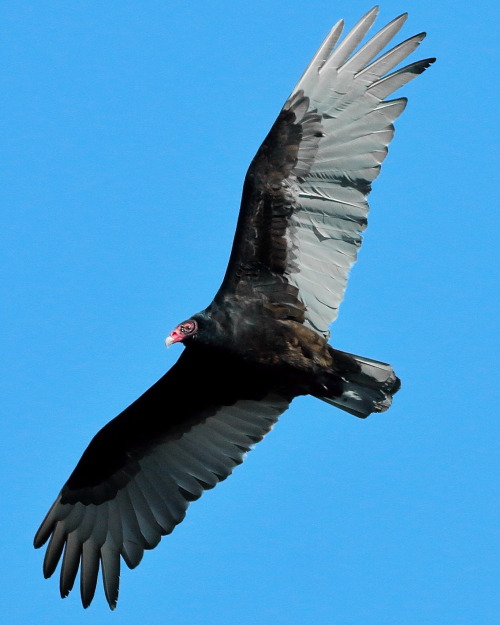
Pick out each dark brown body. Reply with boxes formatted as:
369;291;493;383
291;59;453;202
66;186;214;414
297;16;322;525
187;302;397;417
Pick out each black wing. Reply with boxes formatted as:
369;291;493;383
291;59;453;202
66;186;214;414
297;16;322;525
34;347;291;609
216;7;435;338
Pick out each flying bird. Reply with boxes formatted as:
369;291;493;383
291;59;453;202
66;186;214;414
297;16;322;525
34;7;434;609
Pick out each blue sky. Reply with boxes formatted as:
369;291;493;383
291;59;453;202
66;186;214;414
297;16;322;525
2;1;498;624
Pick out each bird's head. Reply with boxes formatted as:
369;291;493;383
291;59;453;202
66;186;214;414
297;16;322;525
165;318;198;347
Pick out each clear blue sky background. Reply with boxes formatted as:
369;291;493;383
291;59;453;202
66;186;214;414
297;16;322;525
2;1;498;624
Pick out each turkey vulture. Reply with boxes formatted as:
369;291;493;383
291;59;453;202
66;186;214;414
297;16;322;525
34;7;434;609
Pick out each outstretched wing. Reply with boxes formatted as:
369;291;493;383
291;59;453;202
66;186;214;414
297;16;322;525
216;7;435;338
34;348;291;609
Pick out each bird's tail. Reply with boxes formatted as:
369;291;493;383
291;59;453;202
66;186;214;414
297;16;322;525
317;349;401;419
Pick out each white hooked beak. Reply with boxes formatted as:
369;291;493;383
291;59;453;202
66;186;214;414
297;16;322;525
165;336;174;348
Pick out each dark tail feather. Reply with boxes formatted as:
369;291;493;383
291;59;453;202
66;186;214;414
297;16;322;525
318;350;401;419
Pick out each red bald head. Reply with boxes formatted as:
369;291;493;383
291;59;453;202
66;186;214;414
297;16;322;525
165;319;198;347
